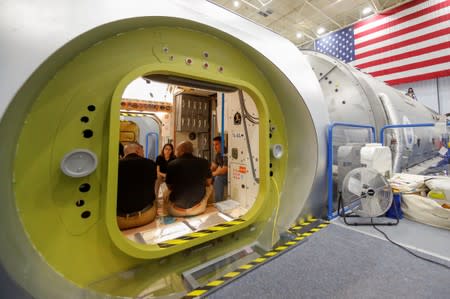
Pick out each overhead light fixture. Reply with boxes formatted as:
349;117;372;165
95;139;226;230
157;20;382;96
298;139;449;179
362;6;373;15
257;0;273;6
317;27;325;35
233;1;240;8
296;32;303;39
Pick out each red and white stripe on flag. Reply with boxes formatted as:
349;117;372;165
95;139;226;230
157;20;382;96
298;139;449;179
352;0;450;85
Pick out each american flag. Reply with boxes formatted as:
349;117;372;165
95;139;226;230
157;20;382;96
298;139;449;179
315;0;450;85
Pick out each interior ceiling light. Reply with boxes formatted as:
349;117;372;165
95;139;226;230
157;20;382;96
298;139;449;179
233;0;240;8
362;6;373;15
241;0;272;10
257;0;273;5
296;32;303;39
317;27;325;35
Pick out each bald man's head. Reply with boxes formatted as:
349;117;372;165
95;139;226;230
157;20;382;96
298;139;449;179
124;142;144;157
176;141;194;157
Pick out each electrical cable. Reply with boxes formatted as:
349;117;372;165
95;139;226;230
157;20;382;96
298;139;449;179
371;219;450;270
270;176;281;245
245;113;258;123
244;110;259;122
242;101;258;122
239;91;259;124
238;89;259;183
245;116;259;125
243;111;258;124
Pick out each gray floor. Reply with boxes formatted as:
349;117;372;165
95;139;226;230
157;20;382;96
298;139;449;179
333;217;450;262
207;223;450;299
0;264;31;299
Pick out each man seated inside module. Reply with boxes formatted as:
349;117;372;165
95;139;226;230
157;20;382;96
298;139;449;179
117;142;157;230
211;136;228;202
164;141;213;217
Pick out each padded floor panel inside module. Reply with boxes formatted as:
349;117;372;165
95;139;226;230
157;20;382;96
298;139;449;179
122;199;246;244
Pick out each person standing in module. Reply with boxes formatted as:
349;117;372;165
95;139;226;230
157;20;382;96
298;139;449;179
211;136;228;202
116;142;157;230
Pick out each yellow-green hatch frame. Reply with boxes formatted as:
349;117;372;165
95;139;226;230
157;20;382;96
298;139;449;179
13;23;287;296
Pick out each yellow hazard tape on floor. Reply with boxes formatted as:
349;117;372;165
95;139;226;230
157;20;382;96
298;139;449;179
182;220;330;299
158;218;245;248
207;280;224;287
265;251;277;257
186;290;207;297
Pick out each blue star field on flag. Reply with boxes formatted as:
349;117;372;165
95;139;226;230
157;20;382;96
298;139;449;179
315;27;355;63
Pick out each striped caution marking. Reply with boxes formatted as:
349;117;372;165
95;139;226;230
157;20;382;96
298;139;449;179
182;220;330;298
288;217;327;235
158;218;246;248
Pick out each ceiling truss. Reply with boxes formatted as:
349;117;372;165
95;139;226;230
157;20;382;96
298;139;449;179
210;0;411;49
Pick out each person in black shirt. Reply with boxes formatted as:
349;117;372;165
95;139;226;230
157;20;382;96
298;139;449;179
117;142;157;230
164;141;213;216
155;143;176;198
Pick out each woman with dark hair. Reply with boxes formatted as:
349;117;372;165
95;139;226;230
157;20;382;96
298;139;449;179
155;143;176;199
406;87;417;100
